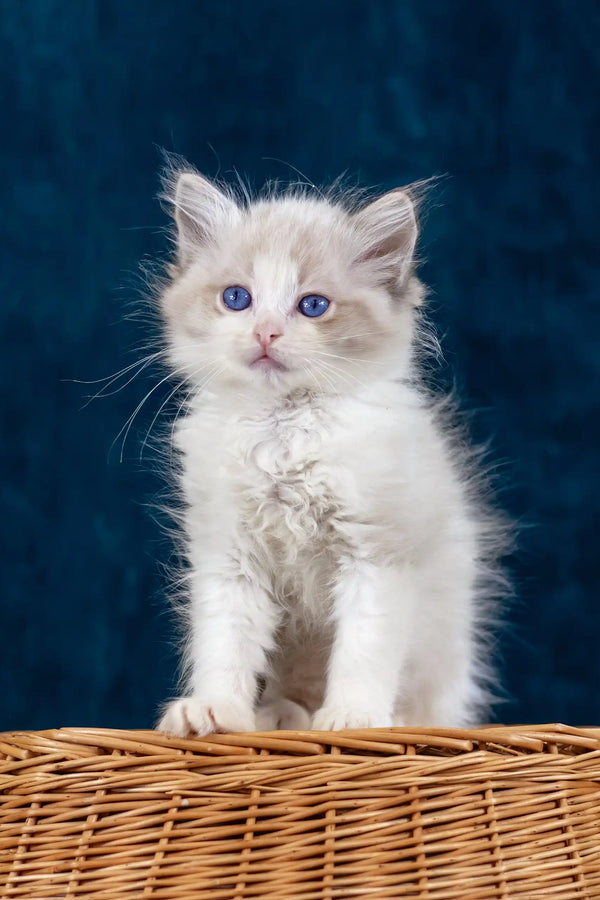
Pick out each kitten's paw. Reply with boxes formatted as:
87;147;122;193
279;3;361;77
157;697;256;737
311;705;393;731
255;698;311;731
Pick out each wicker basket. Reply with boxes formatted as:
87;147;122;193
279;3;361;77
1;725;600;899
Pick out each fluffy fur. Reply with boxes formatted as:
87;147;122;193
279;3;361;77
155;164;507;736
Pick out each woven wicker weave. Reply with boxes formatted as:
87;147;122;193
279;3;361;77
1;725;600;899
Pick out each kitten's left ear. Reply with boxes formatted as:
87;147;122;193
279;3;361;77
353;189;418;294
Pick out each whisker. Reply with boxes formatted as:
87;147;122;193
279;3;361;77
169;364;227;452
194;363;227;398
139;379;186;462
311;349;386;365
302;361;325;394
68;351;166;387
314;356;371;393
316;368;340;396
139;359;220;461
304;359;340;395
110;362;198;464
170;384;197;454
320;330;393;343
80;355;165;407
70;341;198;384
72;342;212;408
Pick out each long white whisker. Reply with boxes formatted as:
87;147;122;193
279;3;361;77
69;351;165;387
311;349;385;365
80;354;165;407
314;356;371;392
110;362;198;464
170;384;197;454
319;330;393;343
195;363;227;397
139;379;186;462
76;341;223;409
317;367;340;395
140;360;222;461
304;359;340;395
170;364;227;447
302;360;325;393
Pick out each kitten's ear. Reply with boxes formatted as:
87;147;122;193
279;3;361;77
353;189;418;294
171;172;240;267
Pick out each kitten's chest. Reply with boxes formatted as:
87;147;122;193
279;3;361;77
226;406;340;547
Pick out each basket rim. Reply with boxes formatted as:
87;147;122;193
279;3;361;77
2;722;600;759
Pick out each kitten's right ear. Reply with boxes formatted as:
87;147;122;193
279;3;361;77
171;173;240;267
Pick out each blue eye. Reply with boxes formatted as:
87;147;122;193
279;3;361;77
223;286;252;310
298;295;330;318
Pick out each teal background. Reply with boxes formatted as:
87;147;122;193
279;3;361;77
1;1;598;729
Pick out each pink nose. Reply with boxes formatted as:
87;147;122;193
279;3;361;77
254;324;282;350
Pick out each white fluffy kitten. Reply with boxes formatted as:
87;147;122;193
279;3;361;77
156;165;506;736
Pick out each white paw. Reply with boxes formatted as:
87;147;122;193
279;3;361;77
311;705;393;731
157;697;256;737
255;698;311;731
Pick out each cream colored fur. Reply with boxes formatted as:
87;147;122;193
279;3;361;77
156;166;506;736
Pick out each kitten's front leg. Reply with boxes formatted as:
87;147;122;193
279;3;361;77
158;566;278;737
312;561;413;731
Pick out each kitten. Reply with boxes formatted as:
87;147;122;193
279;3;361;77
155;165;507;736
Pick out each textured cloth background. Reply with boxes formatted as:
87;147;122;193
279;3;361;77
1;1;598;730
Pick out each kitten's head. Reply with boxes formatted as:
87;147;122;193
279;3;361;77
160;168;425;402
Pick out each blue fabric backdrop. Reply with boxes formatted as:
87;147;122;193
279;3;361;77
1;1;598;730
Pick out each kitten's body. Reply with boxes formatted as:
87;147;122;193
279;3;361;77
156;170;506;735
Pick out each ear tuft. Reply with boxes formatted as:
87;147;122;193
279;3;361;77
170;172;240;268
353;188;418;292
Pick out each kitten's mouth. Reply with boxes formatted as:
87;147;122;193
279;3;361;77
250;353;286;373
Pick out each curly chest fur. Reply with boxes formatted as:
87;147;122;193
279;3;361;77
227;404;342;557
